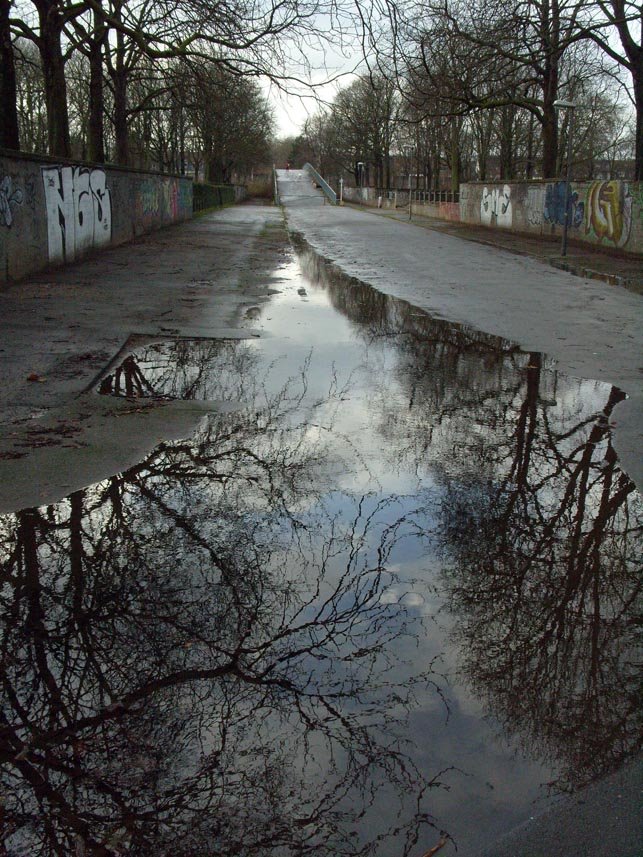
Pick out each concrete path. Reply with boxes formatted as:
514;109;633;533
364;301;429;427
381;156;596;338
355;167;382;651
279;168;643;489
0;203;286;511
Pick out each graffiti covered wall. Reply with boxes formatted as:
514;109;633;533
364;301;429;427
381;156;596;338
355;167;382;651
1;150;193;284
42;165;112;263
458;179;642;254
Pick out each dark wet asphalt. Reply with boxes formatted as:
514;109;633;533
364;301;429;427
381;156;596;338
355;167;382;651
1;242;640;856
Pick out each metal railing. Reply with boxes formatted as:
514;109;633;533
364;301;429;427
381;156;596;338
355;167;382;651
303;163;338;205
411;190;460;204
272;164;280;205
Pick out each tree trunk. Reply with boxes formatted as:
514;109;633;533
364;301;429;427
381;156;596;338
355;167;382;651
0;0;19;148
450;120;460;194
37;1;71;157
179;102;185;175
634;64;642;181
111;24;129;165
87;6;105;162
113;70;128;165
207;157;223;184
499;106;514;180
425;156;433;191
541;99;558;179
539;0;561;180
525;112;535;180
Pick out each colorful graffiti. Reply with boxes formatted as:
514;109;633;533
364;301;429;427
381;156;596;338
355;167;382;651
161;179;179;220
0;175;24;227
481;185;512;228
585;181;632;247
42;165;112;263
543;182;584;229
178;181;192;216
464;179;640;253
136;180;160;222
135;178;191;224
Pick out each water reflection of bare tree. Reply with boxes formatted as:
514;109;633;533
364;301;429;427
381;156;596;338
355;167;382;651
298;247;530;472
436;382;642;792
98;339;258;402
298;247;642;792
0;373;441;856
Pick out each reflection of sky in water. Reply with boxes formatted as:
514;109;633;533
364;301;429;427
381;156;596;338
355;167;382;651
241;250;640;851
283;484;555;851
3;248;639;857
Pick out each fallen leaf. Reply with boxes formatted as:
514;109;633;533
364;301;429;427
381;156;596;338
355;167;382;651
421;837;448;857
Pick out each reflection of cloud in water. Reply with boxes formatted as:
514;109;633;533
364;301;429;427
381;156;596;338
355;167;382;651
1;243;640;855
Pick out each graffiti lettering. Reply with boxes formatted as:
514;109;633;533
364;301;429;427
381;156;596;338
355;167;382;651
161;179;179;219
526;186;545;227
0;175;24;227
585;181;632;248
136;181;160;222
481;185;512;228
42;166;112;263
544;182;584;229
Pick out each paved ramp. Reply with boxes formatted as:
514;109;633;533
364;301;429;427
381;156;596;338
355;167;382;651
276;168;329;207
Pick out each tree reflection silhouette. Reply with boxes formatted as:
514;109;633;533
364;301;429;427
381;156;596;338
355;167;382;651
3;249;641;853
297;245;642;794
0;365;440;856
98;338;259;402
435;377;642;792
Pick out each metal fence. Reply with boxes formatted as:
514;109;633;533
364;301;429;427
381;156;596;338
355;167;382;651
193;183;237;213
410;190;460;204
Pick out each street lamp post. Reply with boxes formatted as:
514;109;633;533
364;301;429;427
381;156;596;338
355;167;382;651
403;146;414;220
356;161;365;203
554;99;576;257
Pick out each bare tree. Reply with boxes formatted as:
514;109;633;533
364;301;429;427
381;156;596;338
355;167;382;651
8;0;367;162
10;0;85;155
371;0;611;178
0;0;19;147
581;0;643;178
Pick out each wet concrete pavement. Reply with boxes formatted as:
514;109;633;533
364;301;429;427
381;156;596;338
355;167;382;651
0;183;641;856
280;169;643;491
369;207;643;295
0;206;287;510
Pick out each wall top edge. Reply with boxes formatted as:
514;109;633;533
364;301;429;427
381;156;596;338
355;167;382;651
463;178;641;186
0;148;188;181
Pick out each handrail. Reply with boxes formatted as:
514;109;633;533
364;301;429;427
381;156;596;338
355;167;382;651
272;164;280;205
303;163;337;205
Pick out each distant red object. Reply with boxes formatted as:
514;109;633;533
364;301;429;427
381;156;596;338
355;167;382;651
286;162;291;170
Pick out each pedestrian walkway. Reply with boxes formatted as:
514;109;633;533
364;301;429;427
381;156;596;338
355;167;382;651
362;206;643;294
279;168;643;490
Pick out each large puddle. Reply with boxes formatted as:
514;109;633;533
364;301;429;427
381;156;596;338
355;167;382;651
1;245;640;856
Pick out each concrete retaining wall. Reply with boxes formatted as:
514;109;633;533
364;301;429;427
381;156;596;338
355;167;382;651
344;179;642;255
342;187;399;209
456;180;642;254
1;150;193;284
